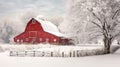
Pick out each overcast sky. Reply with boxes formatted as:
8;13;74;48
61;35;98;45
0;0;66;17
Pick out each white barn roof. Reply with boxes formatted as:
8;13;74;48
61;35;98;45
35;16;66;37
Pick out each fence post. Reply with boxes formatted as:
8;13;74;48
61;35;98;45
73;51;75;57
10;51;12;56
62;52;64;57
16;51;18;56
33;51;36;57
42;52;44;57
70;52;72;57
25;51;27;56
51;52;53;57
77;50;79;57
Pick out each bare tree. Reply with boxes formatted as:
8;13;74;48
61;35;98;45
62;0;120;53
88;0;120;54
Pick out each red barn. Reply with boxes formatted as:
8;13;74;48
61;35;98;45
14;17;71;45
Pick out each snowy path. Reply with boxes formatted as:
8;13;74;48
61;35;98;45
0;51;120;67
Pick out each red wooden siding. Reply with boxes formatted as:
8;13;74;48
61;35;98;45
14;18;70;45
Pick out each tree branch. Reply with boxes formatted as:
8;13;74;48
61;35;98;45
89;30;103;36
112;9;120;19
91;21;102;30
89;34;102;41
87;8;103;24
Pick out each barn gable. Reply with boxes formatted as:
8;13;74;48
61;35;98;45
25;18;44;32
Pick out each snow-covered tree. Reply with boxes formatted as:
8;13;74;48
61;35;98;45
59;0;91;44
0;10;37;44
0;22;13;43
60;0;120;53
87;0;120;54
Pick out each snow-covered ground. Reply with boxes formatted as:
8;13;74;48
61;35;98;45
0;44;104;51
0;45;120;67
0;44;119;67
0;49;120;67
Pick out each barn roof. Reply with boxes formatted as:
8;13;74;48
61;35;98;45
35;16;66;37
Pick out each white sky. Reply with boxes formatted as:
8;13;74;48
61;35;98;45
0;0;66;17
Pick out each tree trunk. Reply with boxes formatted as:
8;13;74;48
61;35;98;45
103;37;111;54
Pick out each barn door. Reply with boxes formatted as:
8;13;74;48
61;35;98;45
29;31;37;43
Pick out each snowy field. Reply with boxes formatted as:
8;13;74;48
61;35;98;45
0;44;104;51
0;49;120;67
0;44;119;67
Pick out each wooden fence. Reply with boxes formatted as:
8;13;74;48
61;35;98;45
9;50;85;57
9;49;103;57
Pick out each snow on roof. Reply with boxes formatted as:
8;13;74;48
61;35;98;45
35;16;65;37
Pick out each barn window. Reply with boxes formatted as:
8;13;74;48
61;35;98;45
46;38;49;43
17;39;19;42
53;39;57;42
21;40;23;42
32;19;36;24
40;38;42;41
25;38;29;41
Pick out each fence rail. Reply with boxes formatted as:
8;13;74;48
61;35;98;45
10;51;53;57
